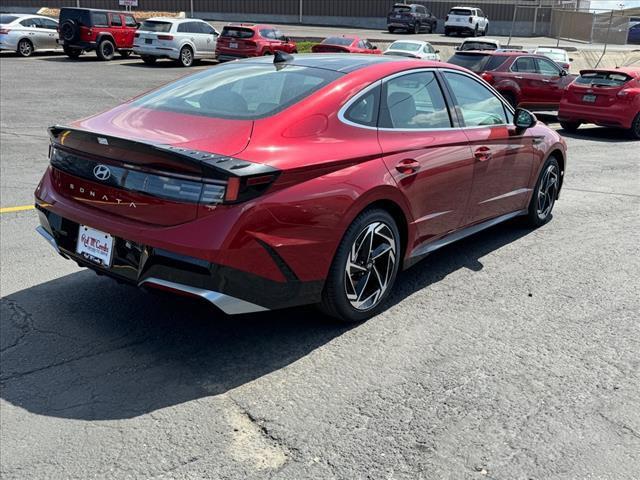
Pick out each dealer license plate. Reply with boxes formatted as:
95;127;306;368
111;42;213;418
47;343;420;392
76;225;114;267
229;42;238;49
582;94;596;103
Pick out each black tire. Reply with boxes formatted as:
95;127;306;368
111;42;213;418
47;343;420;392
17;38;33;57
628;112;640;140
444;28;450;36
141;55;157;65
501;91;518;108
472;25;479;37
413;22;421;34
119;50;132;58
320;209;401;323
388;27;395;33
63;46;82;59
60;20;79;43
560;121;581;133
524;156;561;228
263;50;272;56
483;24;489;36
426;22;433;34
178;45;194;67
96;39;116;61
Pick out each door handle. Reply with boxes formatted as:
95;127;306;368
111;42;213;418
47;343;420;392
395;159;420;174
474;146;492;162
514;75;523;79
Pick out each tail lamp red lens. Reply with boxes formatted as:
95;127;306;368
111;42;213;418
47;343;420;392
481;72;494;83
0;28;10;34
158;35;174;41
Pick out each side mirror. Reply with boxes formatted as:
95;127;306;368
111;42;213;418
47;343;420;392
560;69;568;77
372;45;378;49
435;49;440;53
569;57;574;62
136;22;141;28
514;108;536;130
285;36;290;42
454;46;459;51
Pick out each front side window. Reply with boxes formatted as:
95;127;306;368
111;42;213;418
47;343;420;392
536;58;561;76
131;63;342;120
260;29;276;39
443;72;507;127
379;71;451;129
124;15;137;27
41;18;58;30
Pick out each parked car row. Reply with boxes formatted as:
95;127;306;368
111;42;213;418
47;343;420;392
0;13;59;56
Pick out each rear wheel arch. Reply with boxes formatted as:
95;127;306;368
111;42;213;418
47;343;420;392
96;33;115;45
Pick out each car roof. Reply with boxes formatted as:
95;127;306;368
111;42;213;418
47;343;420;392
144;17;200;23
462;38;500;44
579;67;640;78
390;39;428;45
242;53;449;73
60;7;129;14
2;13;56;22
225;23;276;29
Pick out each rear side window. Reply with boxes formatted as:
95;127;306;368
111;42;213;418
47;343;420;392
110;14;122;27
131;63;342;120
512;57;537;73
344;85;380;127
447;53;490;72
379;71;452;129
484;55;509;71
141;21;172;33
178;22;199;33
443;72;507;127
575;71;632;87
260;29;276;39
20;18;38;27
221;26;254;38
91;12;108;27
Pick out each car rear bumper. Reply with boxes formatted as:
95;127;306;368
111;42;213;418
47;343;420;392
387;21;416;28
558;100;636;129
133;44;180;59
0;37;18;50
445;24;474;33
35;204;323;314
215;49;258;61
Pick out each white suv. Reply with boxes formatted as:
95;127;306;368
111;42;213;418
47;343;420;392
444;7;489;37
133;17;219;67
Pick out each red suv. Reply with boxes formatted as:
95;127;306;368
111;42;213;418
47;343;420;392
34;55;566;322
559;67;640;139
448;51;575;110
215;24;296;61
58;7;138;60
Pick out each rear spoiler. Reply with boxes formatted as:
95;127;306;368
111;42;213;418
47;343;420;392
48;125;277;181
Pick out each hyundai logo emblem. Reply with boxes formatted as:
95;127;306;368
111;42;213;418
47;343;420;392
93;164;112;181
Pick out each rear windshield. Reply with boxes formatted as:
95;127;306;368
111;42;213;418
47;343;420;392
484;55;509;71
460;41;498;51
575;71;632;87
389;41;422;52
59;9;91;26
140;20;172;32
0;15;19;24
322;37;354;46
131;63;342;120
221;26;254;38
447;53;491;72
392;5;411;12
450;9;472;16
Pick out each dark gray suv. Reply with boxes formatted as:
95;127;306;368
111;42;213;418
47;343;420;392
387;3;437;34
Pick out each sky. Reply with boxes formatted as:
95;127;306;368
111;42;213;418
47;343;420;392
589;0;640;11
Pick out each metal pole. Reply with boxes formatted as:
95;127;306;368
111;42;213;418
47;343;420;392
507;5;517;47
595;9;614;68
556;10;565;47
76;0;80;7
299;0;303;23
190;0;194;18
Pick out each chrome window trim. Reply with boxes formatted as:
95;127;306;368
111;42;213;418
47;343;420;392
338;67;515;133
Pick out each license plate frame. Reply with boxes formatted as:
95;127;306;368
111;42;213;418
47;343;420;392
145;38;153;44
229;42;238;49
582;94;597;103
76;225;114;268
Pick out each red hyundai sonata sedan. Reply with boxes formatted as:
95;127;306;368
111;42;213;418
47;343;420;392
35;53;567;322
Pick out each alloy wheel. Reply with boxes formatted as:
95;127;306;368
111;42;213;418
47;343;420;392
18;40;33;57
536;164;559;219
344;222;397;311
181;47;193;66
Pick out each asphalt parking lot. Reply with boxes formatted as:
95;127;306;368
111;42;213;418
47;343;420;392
1;52;639;480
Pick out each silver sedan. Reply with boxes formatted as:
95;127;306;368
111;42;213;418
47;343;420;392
0;13;59;57
133;17;219;67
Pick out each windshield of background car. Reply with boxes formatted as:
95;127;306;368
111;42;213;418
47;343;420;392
59;9;90;26
460;41;497;51
140;20;172;32
322;37;354;46
221;26;254;38
392;5;411;13
450;9;472;15
131;63;342;120
389;42;422;52
575;71;632;87
447;53;491;72
0;15;19;24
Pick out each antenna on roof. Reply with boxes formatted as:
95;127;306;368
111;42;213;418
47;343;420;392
274;51;294;64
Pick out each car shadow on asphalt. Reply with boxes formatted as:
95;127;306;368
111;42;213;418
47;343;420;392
558;127;637;143
0;218;533;421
